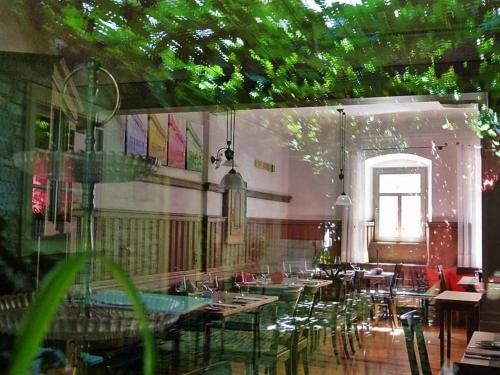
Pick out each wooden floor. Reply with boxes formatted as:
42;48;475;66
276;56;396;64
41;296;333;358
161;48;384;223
230;321;467;374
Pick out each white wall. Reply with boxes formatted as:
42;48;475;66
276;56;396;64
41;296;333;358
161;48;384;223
287;155;341;220
208;112;290;195
284;105;480;222
354;108;479;221
95;110;292;218
95;111;205;214
92;103;479;223
208;112;290;219
95;182;202;214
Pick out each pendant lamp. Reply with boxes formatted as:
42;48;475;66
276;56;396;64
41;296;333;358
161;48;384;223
219;109;246;190
335;108;352;206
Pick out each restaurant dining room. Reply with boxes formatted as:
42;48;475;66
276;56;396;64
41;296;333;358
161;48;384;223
0;1;499;375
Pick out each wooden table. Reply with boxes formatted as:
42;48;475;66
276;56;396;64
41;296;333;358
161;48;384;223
435;291;483;367
201;293;279;366
363;272;394;291
458;276;484;293
203;293;278;318
242;278;331;290
395;286;439;324
460;331;500;370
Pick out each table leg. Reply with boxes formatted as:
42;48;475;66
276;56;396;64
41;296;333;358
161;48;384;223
439;305;444;367
446;308;452;365
466;305;477;343
204;323;211;364
422;298;429;324
220;320;225;355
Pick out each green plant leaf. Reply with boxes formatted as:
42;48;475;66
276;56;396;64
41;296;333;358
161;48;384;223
9;254;87;375
99;256;156;375
9;254;155;375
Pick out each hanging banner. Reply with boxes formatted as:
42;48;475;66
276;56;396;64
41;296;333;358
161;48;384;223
147;113;168;165
126;114;147;157
167;114;186;168
186;121;203;171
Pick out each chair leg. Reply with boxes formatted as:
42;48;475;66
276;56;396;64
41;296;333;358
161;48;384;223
390;301;399;329
354;322;362;348
284;358;291;375
348;328;356;354
331;329;341;364
340;325;350;359
302;348;309;375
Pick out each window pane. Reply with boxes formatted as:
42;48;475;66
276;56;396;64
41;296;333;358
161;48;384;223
379;173;421;193
401;195;422;240
378;196;398;240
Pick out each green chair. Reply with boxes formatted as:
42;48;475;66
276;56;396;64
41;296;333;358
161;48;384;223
400;310;431;375
371;263;403;330
312;276;352;362
209;286;303;375
183;361;232;375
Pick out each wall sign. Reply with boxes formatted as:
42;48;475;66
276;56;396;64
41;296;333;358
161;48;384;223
254;159;275;172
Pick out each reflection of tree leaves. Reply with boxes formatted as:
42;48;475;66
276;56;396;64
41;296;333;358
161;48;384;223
11;1;493;105
12;0;498;165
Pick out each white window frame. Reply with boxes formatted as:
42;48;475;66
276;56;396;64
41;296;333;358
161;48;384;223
374;167;427;243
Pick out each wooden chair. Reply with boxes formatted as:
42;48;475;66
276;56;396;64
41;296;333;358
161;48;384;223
400;310;431;375
437;264;448;292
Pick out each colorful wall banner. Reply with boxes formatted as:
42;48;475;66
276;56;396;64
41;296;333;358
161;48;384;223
126;114;147;157
186;121;203;171
147;114;167;165
167;114;186;168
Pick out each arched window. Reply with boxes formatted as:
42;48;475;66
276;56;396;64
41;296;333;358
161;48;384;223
366;154;432;243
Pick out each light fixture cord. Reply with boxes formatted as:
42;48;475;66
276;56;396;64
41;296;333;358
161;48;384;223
232;109;236;169
226;108;229;144
339;109;344;178
338;109;346;193
342;112;346;193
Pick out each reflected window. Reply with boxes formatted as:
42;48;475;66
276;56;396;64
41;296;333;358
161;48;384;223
374;167;427;242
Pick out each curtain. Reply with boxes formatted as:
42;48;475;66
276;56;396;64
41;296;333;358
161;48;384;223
456;143;482;268
341;150;369;263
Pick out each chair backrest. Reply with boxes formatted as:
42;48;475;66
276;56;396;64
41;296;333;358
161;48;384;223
351;270;365;293
296;285;320;319
437;264;448;292
400;310;431;375
276;286;303;317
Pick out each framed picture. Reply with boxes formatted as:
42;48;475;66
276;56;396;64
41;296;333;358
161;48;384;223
147;114;167;165
223;189;247;244
186;121;203;171
125;114;147;157
167;114;186;168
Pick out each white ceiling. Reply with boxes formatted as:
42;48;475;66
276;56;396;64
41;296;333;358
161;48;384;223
229;100;479;142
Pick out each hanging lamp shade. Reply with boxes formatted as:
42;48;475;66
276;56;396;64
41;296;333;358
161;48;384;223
335;108;351;206
335;192;352;206
220;168;246;190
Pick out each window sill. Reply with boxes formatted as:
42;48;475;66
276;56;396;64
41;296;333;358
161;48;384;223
373;241;426;245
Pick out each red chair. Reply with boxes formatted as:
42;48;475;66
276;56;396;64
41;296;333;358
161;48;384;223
270;271;284;284
236;272;255;283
